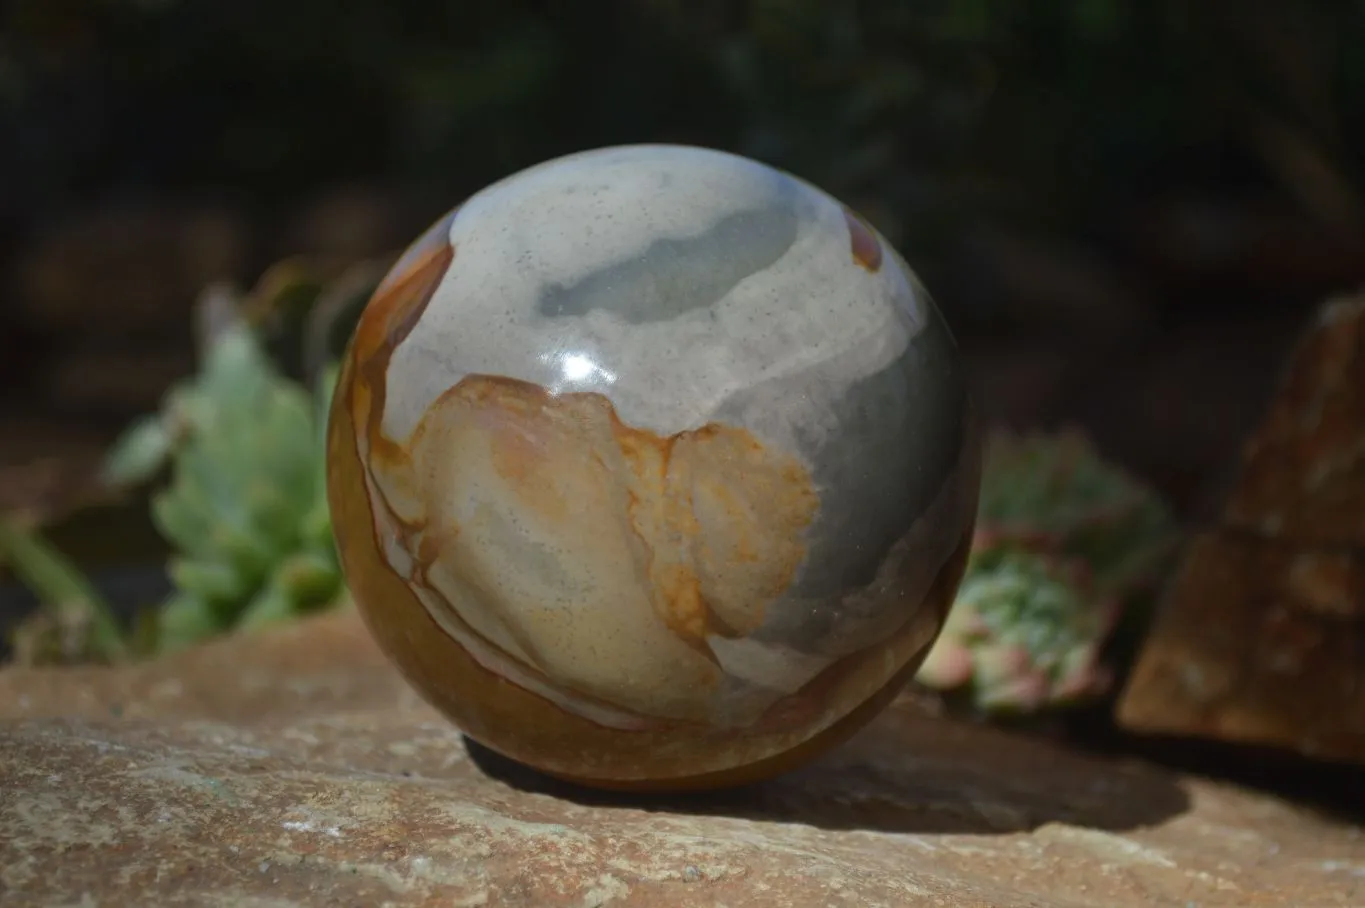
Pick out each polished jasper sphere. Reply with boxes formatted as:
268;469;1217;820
327;144;982;791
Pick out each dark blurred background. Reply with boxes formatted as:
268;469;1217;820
3;0;1365;520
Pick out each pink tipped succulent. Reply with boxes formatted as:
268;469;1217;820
916;428;1178;717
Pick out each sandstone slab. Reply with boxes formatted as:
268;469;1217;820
1119;293;1365;763
2;607;1362;907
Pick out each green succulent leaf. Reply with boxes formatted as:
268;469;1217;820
167;556;252;604
278;551;342;607
101;415;174;488
235;583;304;633
154;593;224;654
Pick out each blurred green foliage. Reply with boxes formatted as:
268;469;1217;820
3;0;1365;309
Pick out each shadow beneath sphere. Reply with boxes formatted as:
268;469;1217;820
462;701;1191;836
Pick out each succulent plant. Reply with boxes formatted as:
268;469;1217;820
2;262;381;665
915;428;1179;716
98;281;358;654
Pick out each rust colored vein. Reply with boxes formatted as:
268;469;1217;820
344;212;459;628
842;206;883;272
355;244;456;463
351;237;454;569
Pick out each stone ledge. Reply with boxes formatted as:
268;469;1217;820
1;609;1361;907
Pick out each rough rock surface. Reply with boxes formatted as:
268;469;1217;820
1;608;1362;908
1119;292;1365;764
